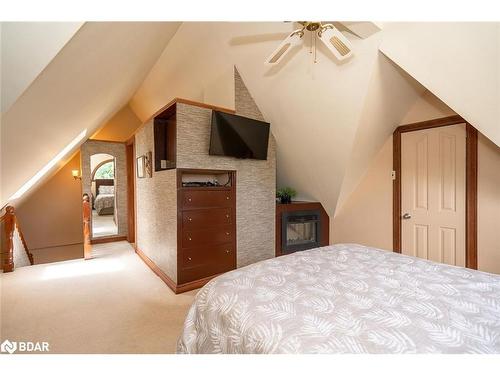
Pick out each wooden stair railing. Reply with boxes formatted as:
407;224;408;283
1;206;15;272
16;216;34;266
82;194;92;259
1;206;34;272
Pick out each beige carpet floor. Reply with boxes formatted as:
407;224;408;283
0;241;197;353
92;210;118;237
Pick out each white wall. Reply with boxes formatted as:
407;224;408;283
402;90;456;124
1;22;180;206
380;22;500;146
0;22;83;113
15;152;84;264
332;136;394;250
333;90;500;274
336;55;426;212
333;92;456;247
477;134;500;274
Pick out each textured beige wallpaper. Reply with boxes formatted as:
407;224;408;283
81;140;128;238
135;123;178;282
134;67;276;282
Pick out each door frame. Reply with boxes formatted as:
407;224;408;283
392;115;478;269
126;137;136;244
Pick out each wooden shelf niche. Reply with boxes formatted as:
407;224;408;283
153;104;176;171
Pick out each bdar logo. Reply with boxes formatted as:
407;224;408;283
1;340;17;354
1;339;49;353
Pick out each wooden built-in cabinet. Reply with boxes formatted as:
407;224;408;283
176;169;237;285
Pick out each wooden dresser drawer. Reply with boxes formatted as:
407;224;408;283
182;208;232;229
179;244;235;284
181;190;233;209
180;243;234;268
182;225;233;248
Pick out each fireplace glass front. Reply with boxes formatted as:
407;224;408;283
281;210;321;254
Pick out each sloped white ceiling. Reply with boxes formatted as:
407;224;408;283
1;22;180;205
131;22;432;220
336;56;426;212
4;22;497;226
380;22;500;146
0;22;83;113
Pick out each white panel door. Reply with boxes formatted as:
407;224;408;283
401;124;466;266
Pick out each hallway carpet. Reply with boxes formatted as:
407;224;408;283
92;210;118;237
0;241;197;353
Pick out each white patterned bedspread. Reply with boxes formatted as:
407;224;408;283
177;244;500;354
94;193;114;214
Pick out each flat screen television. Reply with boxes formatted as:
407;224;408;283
209;111;270;160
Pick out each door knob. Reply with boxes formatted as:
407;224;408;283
402;213;411;219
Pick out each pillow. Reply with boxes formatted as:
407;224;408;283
99;185;114;195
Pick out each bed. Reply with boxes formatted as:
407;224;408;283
93;180;115;216
177;244;500;354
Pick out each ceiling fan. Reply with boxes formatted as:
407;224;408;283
265;21;354;65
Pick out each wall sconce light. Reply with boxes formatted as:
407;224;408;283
72;170;82;180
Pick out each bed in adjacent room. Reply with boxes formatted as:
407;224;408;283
93;180;115;216
177;244;500;354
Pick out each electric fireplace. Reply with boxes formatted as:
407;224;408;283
281;210;321;254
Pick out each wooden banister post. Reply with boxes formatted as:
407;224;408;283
83;194;92;259
2;206;16;272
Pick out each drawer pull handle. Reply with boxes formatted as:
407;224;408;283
226;232;230;235
188;237;192;241
188;217;192;222
226;214;230;218
226;196;230;200
226;250;230;254
188;198;192;202
188;257;192;261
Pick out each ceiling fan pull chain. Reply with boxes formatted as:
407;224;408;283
310;30;313;54
314;31;317;63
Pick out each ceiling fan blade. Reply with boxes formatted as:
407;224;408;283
318;26;353;61
265;29;303;65
338;21;382;39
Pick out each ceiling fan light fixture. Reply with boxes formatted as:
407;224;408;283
318;25;353;61
265;29;303;65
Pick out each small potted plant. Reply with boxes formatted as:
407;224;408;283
276;187;296;204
